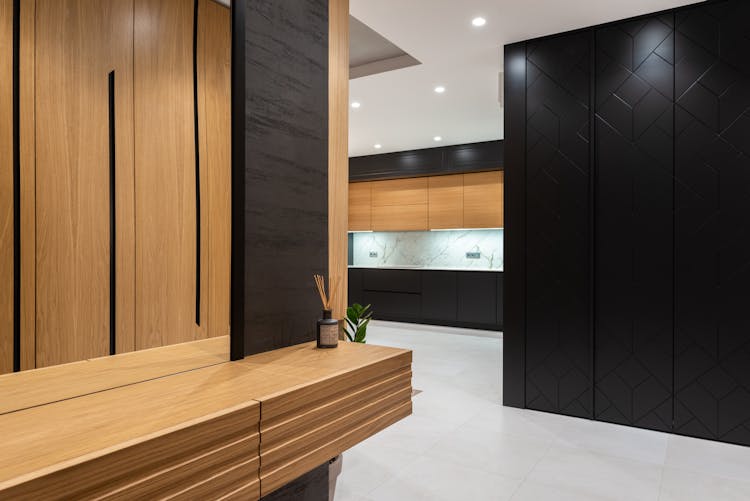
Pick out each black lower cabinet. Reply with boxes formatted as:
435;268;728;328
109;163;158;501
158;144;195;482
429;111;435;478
348;268;503;331
422;271;458;322
457;273;497;326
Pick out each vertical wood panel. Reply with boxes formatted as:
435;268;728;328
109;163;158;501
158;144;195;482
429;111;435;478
463;171;503;228
18;0;33;370
428;174;463;229
348;182;371;231
199;0;231;339
34;0;134;367
328;0;349;319
134;0;197;349
0;0;12;374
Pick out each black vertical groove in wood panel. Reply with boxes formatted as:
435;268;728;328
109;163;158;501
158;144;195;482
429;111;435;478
523;31;592;418
12;0;20;371
229;0;245;361
594;14;675;432
192;0;201;326
108;71;116;356
502;42;527;408
674;0;750;447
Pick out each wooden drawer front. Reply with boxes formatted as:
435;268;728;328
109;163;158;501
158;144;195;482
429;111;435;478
348;182;372;231
371;177;428;206
463;171;504;228
372;204;428;231
1;405;261;501
429;174;464;229
258;353;413;497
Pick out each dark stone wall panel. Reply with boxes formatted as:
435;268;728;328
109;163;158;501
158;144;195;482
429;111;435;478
242;0;329;356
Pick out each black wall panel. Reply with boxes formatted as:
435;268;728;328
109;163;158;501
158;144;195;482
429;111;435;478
239;0;329;356
524;32;592;418
674;0;750;446
505;0;750;447
594;16;675;431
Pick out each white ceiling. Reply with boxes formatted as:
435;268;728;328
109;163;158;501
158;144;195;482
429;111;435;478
348;0;701;157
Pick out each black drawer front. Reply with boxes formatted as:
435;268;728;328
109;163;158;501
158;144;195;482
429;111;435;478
362;291;421;320
362;269;421;293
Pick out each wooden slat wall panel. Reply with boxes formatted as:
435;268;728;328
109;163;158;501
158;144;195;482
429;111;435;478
34;0;134;367
428;174;464;229
134;0;198;349
258;352;413;496
328;0;349;318
199;0;232;339
0;0;13;375
18;0;34;370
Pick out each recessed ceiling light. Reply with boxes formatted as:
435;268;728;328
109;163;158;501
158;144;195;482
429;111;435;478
434;86;446;94
433;136;442;142
374;144;382;149
351;101;361;109
472;17;487;27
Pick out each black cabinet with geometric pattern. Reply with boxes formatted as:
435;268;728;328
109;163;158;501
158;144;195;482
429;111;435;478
504;0;750;447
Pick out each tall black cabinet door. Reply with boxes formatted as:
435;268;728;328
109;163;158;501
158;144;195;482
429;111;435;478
524;32;592;418
594;16;675;431
675;0;750;446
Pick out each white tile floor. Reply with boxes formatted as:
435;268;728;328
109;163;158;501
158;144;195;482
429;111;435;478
334;321;750;501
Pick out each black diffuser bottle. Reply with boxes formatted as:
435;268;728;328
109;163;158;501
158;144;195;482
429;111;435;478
317;309;339;349
314;275;339;349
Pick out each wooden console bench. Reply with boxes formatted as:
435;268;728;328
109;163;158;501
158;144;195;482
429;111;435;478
0;339;412;500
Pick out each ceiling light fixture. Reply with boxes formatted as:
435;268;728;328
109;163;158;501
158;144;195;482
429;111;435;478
351;101;361;109
433;136;442;142
472;17;487;27
434;85;446;94
374;144;382;149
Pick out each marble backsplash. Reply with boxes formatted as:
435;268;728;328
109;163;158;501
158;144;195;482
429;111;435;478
350;229;503;271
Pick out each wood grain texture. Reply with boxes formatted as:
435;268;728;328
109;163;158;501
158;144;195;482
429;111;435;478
372;204;428;231
0;0;13;375
253;343;413;497
0;336;228;415
428;174;464;229
0;341;411;500
464;170;504;228
371;177;429;207
18;0;34;370
34;0;134;367
328;0;349;319
348;182;371;231
199;0;232;339
134;0;198;349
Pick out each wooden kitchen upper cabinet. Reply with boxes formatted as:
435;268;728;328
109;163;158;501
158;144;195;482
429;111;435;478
371;178;428;231
463;171;504;228
349;182;372;231
428;174;463;229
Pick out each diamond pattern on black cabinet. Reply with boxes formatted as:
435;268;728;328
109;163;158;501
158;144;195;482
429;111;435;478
594;15;675;432
675;0;750;446
524;33;592;418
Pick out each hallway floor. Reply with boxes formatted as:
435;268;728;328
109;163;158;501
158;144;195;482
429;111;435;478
334;321;750;501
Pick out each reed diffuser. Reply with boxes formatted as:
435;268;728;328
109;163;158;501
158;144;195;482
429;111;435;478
314;274;340;349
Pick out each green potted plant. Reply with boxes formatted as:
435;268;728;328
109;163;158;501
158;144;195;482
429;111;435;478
344;303;372;343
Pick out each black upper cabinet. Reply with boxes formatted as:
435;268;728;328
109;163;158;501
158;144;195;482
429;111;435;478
422;271;458;322
457;273;497;327
674;0;750;446
349;141;503;182
524;31;592;419
594;15;675;432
